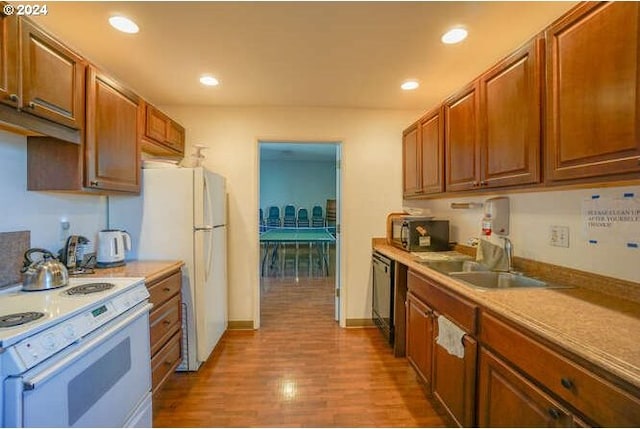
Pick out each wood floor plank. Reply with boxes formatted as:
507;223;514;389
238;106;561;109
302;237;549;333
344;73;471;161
152;275;450;427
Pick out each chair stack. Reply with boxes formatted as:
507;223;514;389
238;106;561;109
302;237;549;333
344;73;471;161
311;205;325;227
266;206;281;227
282;205;297;227
297;208;310;227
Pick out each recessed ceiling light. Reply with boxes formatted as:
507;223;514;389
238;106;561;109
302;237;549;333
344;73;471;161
199;75;219;86
109;16;139;34
441;28;468;44
401;80;419;91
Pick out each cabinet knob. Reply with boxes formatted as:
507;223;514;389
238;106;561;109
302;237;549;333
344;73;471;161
548;408;561;420
26;101;35;109
90;181;99;187
560;377;573;389
163;320;171;326
480;180;488;186
472;181;479;187
8;94;18;103
163;287;171;292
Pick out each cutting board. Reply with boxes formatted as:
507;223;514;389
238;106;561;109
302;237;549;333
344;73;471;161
0;231;30;287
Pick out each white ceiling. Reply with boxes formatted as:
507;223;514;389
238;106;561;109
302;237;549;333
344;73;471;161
28;1;577;110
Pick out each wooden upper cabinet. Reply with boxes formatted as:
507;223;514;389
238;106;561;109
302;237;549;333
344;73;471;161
19;19;85;130
402;123;420;197
142;102;185;157
479;36;543;188
420;108;445;194
85;67;140;193
0;12;18;108
546;1;640;182
444;82;480;192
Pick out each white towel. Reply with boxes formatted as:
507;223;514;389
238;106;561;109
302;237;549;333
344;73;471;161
436;315;465;359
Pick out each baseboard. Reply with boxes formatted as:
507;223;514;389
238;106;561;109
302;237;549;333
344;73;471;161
345;318;375;327
227;320;254;330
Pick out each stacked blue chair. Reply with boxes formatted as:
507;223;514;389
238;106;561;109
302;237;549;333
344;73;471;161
311;205;325;227
266;206;281;227
297;208;310;227
283;205;297;227
259;208;266;232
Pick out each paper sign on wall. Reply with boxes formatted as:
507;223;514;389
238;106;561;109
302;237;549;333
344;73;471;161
582;193;640;248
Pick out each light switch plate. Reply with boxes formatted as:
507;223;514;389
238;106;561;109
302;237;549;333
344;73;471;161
550;225;569;248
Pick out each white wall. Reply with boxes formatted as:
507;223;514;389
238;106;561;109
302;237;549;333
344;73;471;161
406;185;640;284
260;159;336;218
162;106;418;326
0;131;107;258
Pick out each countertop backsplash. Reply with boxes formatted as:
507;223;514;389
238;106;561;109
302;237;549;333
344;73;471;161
0;231;30;288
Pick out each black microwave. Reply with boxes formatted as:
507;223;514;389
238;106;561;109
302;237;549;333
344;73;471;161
389;217;450;252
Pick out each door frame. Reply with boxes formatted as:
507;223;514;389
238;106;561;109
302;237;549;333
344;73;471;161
256;139;344;328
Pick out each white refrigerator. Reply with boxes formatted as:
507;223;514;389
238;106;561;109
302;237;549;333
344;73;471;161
108;166;227;371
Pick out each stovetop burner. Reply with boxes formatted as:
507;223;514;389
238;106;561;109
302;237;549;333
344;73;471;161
0;312;45;328
65;282;116;296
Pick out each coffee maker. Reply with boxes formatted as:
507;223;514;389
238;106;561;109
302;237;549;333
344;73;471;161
59;235;96;274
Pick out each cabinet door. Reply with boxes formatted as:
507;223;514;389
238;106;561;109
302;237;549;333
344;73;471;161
432;316;477;427
477;348;572;428
0;11;17;107
406;292;433;386
85;67;140;193
19;19;85;129
166;120;185;153
145;104;167;142
546;2;640;182
444;82;480;192
480;36;543;188
402;124;421;197
419;108;444;194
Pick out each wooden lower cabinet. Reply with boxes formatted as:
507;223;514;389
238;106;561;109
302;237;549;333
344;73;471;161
406;292;433;386
481;311;640;427
406;270;478;426
147;270;182;397
478;347;572;427
432;325;477;427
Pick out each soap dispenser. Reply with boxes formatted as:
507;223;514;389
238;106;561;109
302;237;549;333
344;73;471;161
482;197;510;236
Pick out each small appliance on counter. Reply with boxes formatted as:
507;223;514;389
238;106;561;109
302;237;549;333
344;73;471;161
387;214;450;252
59;235;96;274
96;229;131;268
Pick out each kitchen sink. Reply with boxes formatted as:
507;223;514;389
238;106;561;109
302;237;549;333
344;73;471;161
449;271;549;289
420;259;490;274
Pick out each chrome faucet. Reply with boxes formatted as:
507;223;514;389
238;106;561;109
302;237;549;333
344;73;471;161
501;237;513;272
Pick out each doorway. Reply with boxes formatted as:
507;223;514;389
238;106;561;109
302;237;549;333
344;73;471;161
258;141;341;326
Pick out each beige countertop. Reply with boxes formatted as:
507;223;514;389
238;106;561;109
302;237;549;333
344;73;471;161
75;260;184;284
373;242;640;391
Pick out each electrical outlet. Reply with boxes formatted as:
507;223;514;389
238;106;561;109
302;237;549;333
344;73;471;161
60;219;70;243
549;225;569;248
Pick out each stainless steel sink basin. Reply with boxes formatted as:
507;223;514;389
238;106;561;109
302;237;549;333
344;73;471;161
449;271;549;289
421;259;490;274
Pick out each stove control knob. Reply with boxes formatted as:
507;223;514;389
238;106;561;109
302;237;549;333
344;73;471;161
41;333;57;350
62;324;76;340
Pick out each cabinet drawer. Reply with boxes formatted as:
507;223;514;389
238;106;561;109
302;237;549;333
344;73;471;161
148;271;181;308
408;270;477;333
150;295;181;355
151;331;181;394
481;312;640;427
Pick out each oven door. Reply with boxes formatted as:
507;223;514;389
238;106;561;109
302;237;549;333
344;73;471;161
4;302;152;428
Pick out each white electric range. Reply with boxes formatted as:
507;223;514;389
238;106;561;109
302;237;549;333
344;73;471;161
0;277;153;427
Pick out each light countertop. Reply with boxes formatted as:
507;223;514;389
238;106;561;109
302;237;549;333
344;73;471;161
373;242;640;391
75;260;184;284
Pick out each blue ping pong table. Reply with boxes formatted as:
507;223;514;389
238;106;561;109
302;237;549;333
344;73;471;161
260;227;336;278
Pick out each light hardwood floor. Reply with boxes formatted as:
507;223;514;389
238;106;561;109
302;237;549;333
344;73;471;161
152;272;450;427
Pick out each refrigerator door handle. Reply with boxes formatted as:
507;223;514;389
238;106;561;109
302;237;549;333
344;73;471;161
194;225;213;231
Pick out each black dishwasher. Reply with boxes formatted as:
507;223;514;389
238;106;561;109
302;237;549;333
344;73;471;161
372;251;395;345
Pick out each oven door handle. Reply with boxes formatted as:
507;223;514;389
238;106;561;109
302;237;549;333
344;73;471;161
22;303;152;391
